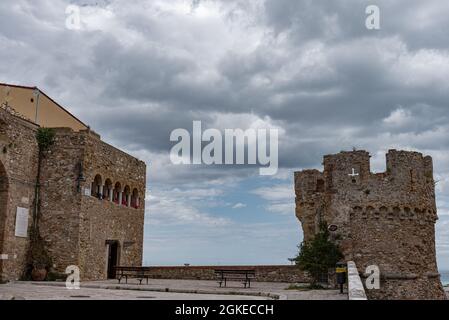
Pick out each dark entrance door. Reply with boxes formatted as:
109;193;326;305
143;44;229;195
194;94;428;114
106;241;119;279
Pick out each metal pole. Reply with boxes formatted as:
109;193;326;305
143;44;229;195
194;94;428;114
34;88;40;124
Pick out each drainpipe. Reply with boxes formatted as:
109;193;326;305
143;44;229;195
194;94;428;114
76;162;86;193
33;87;40;124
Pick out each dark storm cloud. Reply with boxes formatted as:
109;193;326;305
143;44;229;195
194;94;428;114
262;0;449;49
2;0;449;189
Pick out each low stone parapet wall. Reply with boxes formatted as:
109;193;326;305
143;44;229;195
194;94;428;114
141;265;310;283
347;261;367;300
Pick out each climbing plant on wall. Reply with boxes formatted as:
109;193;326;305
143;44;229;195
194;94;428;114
23;127;55;280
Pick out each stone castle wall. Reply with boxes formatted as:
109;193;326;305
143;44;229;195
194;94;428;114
0;107;146;281
294;150;446;300
0;108;39;281
38;128;85;276
78;197;144;280
79;133;145;280
38;128;146;280
139;265;310;283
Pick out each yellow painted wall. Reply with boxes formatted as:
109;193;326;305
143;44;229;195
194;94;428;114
0;84;87;131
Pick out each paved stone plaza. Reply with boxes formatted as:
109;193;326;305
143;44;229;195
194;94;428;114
0;282;267;300
0;279;348;300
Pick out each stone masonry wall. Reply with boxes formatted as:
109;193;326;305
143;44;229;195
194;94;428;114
38;128;85;274
0;108;146;282
140;265;310;283
79;132;145;280
79;196;144;280
39;128;146;280
294;150;446;300
0;108;39;281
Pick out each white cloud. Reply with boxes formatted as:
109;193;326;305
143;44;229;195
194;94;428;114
252;184;295;215
145;190;230;227
232;202;246;209
383;107;413;127
252;184;293;202
393;48;449;89
209;112;286;136
266;202;295;215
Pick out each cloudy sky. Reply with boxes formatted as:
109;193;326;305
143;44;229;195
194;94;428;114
1;0;449;269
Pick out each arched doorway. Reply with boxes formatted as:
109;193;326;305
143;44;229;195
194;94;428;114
0;160;8;279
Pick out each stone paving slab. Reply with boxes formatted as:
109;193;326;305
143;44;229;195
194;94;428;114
89;279;347;300
0;282;268;300
1;279;347;300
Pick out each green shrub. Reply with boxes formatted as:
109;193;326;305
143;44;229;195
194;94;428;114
36;127;55;152
295;222;343;285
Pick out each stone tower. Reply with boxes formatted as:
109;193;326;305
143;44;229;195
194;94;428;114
294;150;446;300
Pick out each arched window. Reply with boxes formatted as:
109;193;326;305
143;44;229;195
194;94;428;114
113;182;122;204
91;174;102;199
404;207;412;219
131;188;139;209
393;207;401;215
123;185;131;207
379;206;388;218
103;179;113;201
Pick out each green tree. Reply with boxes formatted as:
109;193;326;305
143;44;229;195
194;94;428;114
295;222;343;285
23;128;55;279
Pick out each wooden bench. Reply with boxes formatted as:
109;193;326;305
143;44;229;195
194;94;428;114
114;266;152;285
214;269;256;288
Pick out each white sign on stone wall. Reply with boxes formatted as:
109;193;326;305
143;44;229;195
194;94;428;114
15;207;29;238
84;187;91;196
